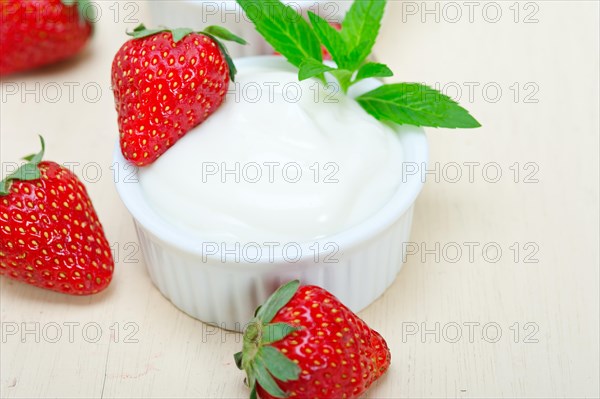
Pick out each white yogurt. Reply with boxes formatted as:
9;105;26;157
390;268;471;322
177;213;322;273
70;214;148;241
138;62;404;244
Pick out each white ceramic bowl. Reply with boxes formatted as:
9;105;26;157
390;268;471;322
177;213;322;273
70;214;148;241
114;56;428;331
146;0;351;57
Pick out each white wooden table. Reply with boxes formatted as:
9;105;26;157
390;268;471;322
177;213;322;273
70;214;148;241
1;1;598;397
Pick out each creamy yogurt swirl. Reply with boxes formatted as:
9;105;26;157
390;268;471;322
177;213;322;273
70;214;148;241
138;63;404;244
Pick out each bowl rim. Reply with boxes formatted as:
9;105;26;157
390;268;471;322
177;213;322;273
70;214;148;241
113;56;428;267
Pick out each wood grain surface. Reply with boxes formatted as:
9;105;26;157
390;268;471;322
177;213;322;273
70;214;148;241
1;1;598;398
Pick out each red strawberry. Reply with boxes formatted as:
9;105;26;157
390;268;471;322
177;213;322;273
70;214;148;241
0;137;114;295
235;281;391;399
0;0;93;75
111;24;246;166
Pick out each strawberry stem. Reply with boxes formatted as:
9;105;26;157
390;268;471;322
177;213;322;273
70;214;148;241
126;23;247;82
236;281;303;399
0;136;45;196
60;0;96;27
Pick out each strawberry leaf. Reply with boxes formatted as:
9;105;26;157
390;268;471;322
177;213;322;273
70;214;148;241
256;280;300;323
254;358;288;398
22;137;45;164
341;0;387;68
125;23;244;82
170;28;194;43
0;136;45;196
236;0;322;67
203;32;239;82
127;24;166;40
261;346;301;382
128;26;194;44
239;282;302;399
262;323;300;344
355;62;394;82
76;0;96;26
298;59;335;81
234;351;244;370
356;83;482;128
203;25;247;45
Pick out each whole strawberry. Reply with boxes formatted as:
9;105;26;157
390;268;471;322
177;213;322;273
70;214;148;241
235;281;391;399
111;24;246;166
0;0;93;75
0;137;114;295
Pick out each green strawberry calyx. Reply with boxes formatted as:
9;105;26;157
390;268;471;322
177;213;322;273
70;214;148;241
126;23;247;82
0;136;45;196
235;280;303;399
61;0;97;26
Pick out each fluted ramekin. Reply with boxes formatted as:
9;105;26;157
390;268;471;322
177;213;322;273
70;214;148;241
147;0;351;57
113;56;428;331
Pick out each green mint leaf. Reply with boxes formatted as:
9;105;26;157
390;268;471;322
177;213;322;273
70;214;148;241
254;359;287;398
341;0;387;68
256;280;300;323
249;386;258;399
262;323;300;344
236;0;322;67
298;59;335;81
331;69;354;93
355;62;394;82
356;83;481;128
307;11;348;68
203;25;248;45
261;346;301;382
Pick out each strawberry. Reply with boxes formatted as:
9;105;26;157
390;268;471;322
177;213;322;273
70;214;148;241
0;0;93;75
0;137;114;295
111;24;246;166
235;281;391;399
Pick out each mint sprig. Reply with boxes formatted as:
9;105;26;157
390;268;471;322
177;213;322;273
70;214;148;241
237;0;481;129
126;24;247;81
